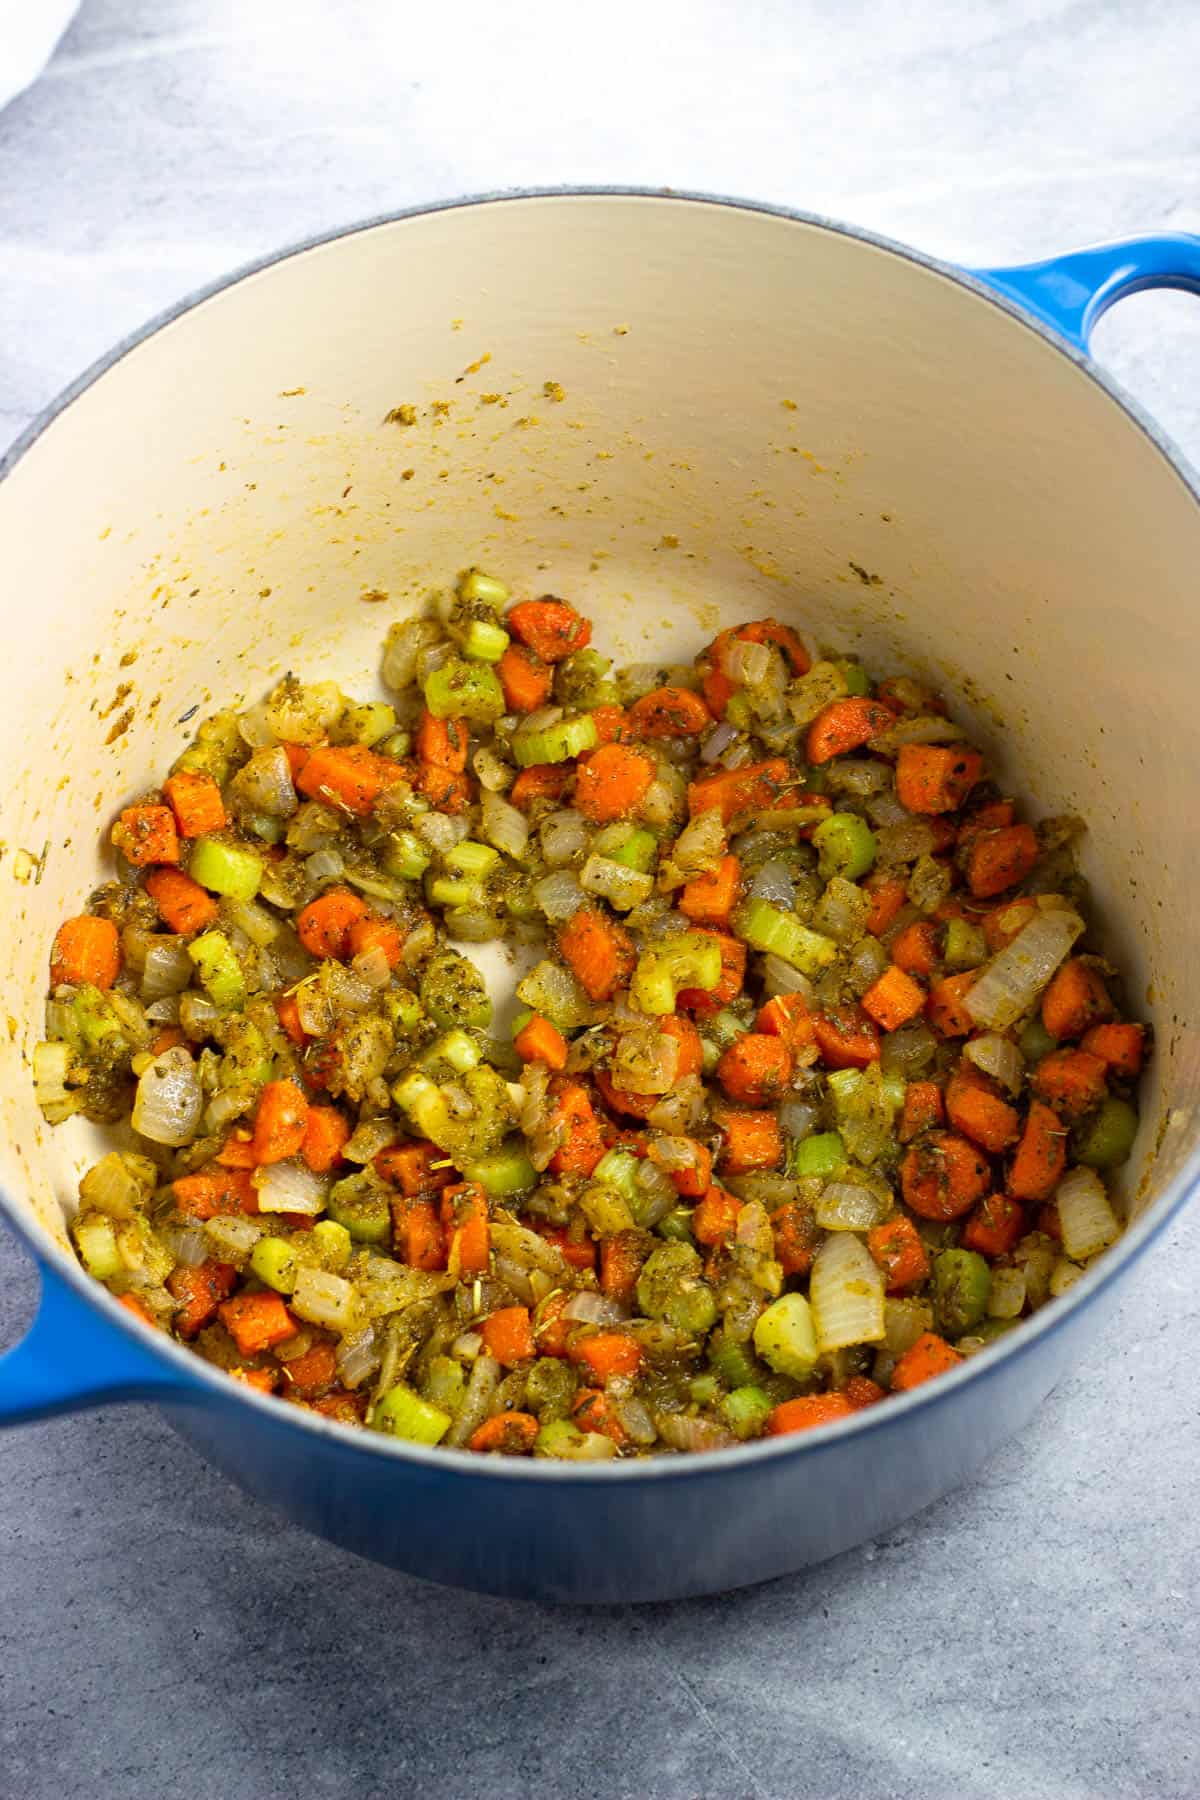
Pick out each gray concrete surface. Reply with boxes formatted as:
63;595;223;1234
1;3;1199;1795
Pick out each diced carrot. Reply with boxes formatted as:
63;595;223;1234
309;1389;368;1425
891;1331;962;1391
676;929;746;1012
168;1260;237;1339
506;598;591;662
982;897;1037;953
589;703;628;746
702;667;735;718
649;1136;712;1198
546;1079;607;1177
844;1376;887;1409
534;1291;574;1357
112;803;180;867
895;744;983;814
574;742;656;823
219;1290;295;1357
496;642;553;714
687;758;791;823
812;1005;881;1070
232;1365;280;1395
296;887;371;959
282;1340;338;1398
806;698;894;765
538;1224;597;1272
716;1033;793;1105
149;1026;185;1057
868;1216;931;1293
1032;1048;1109;1117
900;1131;990;1219
861;965;927;1033
1042;959;1112;1041
628;686;713;738
251;1080;310;1166
964;823;1040;898
117;1293;157;1327
49;915;121;990
679;854;741;928
480;1305;536;1366
600;1231;648;1305
417;764;471;813
771;1200;819;1276
864;874;908;938
926;971;978;1038
347;915;406;970
216;1132;258;1168
557;906;636;1001
766;1393;854;1435
945;1066;1021;1153
275;993;308;1045
692;1184;743;1246
715;1108;783;1175
390;1195;447;1270
659;1013;704;1079
280;742;311;783
297;744;395;816
510;764;573;809
734;618;811;675
890;919;940;978
1008;1100;1068;1201
571;1388;629;1446
1081;1021;1146;1079
440;1181;490;1275
144;866;219;935
173;1166;257;1220
962;1193;1027;1258
593;1069;658;1121
469;1411;540;1454
513;1012;569;1071
301;1104;352;1173
756;993;815;1051
569;1331;642;1380
163;770;227;837
415;710;469;771
900;1081;945;1142
375;1140;456;1196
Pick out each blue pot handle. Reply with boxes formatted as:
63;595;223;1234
971;232;1200;352
0;1255;183;1424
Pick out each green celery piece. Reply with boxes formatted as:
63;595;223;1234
74;1214;121;1281
464;1139;537;1196
753;1293;818;1380
604;827;658;873
342;700;396;746
837;660;871;696
72;985;124;1055
736;898;838;975
789;1131;846;1179
534;1417;616;1460
373;1383;452;1445
310;1218;353;1271
592;1147;640;1205
1074;1097;1138;1168
423;657;505;724
461;618;510;662
188;931;246;1011
512;712;598;767
812;812;877;883
721;1384;774;1439
933;1249;992;1335
632;933;722;1016
250;1236;298;1294
189;835;263;901
458;568;509;608
326;1174;392;1244
384;830;432;882
444;840;500;881
943;916;988;971
422;1029;482;1075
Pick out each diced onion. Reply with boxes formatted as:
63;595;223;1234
305;847;345;886
778;1098;819;1140
964;1032;1025;1095
481;788;530;859
964;909;1085;1031
1049;1257;1086;1298
987;1264;1027;1319
351;944;392;990
763;955;814;1001
646;1074;706;1133
869;715;964;755
672;808;726;869
335;1324;382;1388
516;959;595;1028
750;857;795;908
473;745;514;793
580;854;654;911
1055;1166;1121;1261
815;1181;890;1232
446;1353;501;1446
415;810;470;853
161;1223;209;1268
132;1046;203;1146
533;870;586;923
343;1116;396;1164
383;616;443;690
810;1232;886;1352
876;819;938;865
540;809;589;868
325;963;377;1012
880;1020;937;1075
825;759;891;797
235;746;297;818
237;700;277;748
140;938;195;1000
452;1330;484;1360
563;1291;628;1325
721;637;771;686
654;1413;736;1453
254;1158;330;1215
203;1214;265;1265
700;721;739;765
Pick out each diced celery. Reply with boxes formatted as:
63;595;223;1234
189;835;263;901
944;917;988;971
721;1384;774;1439
250;1235;299;1294
377;728;413;761
373;1383;451;1445
73;1214;121;1281
631;933;722;1016
464;1140;537;1196
592;1147;640;1205
383;991;424;1040
461;618;510;662
1019;1017;1057;1064
71;985;124;1055
310;1218;353;1272
657;1206;696;1244
188;931;246;1011
789;1131;846;1179
459;568;510;608
753;1292;818;1380
525;1356;578;1420
445;841;500;881
837;660;871;696
384;830;432;882
393;1069;452;1140
708;1331;760;1389
933;1249;991;1336
512;713;598;767
326;1173;392;1244
1074;1097;1138;1168
736;898;838;975
533;1417;618;1460
423;657;505;724
340;700;396;747
597;825;658;873
422;1029;482;1075
812;813;877;883
423;1355;467;1414
689;1373;722;1406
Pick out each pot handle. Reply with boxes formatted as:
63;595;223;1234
971;233;1200;351
0;1254;184;1424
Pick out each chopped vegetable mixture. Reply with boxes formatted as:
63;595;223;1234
38;571;1148;1457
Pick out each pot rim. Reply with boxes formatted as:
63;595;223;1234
3;185;1195;1481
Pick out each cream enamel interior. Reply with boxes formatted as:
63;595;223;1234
1;195;1195;1262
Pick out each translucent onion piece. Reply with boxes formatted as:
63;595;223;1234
325;963;376;1013
763;955;815;1001
140;937;195;1001
451;1330;484;1360
815;1180;890;1232
580;853;654;911
342;1116;397;1164
540;809;589;868
1049;1256;1086;1298
655;1412;736;1453
1056;1166;1121;1261
266;680;344;745
749;857;796;909
351;944;392;990
700;721;739;765
612;1024;680;1095
445;1353;501;1447
296;979;334;1038
825;758;892;797
203;1213;265;1266
562;1291;628;1325
415;810;470;853
131;1046;204;1147
987;1264;1027;1319
335;1324;382;1389
721;637;770;686
473;744;515;794
254;1158;330;1215
869;714;964;755
235;746;298;818
778;1098;819;1140
810;1231;886;1352
964;909;1085;1031
876;819;938;865
383;616;443;690
161;1223;209;1268
481;788;530;859
964;1032;1025;1095
493;1254;536;1305
672;808;726;869
532;870;586;923
305;846;345;886
237;700;277;749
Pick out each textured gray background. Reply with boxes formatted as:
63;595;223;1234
2;4;1199;1796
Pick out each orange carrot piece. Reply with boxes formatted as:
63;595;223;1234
390;1195;448;1270
440;1181;490;1275
944;1067;1021;1153
1081;1021;1146;1079
692;1184;742;1247
469;1411;540;1454
309;1389;369;1425
347;915;406;970
812;1005;881;1070
506;598;591;662
593;1069;657;1121
546;1079;607;1177
900;1080;945;1142
569;1331;642;1380
964;823;1040;899
649;1136;712;1199
510;764;573;809
1032;1047;1109;1117
926;971;979;1038
627;686;713;739
900;1131;990;1220
962;1193;1027;1258
415;709;469;771
275;993;308;1046
678;854;741;928
219;1290;295;1357
702;667;735;719
687;758;791;823
895;744;983;814
715;1108;783;1175
173;1166;257;1220
716;1033;793;1105
251;1080;310;1166
600;1231;648;1305
301;1104;351;1174
283;1339;338;1398
216;1132;258;1169
296;887;371;959
557;906;636;1001
145;866;219;935
844;1376;887;1409
534;1291;575;1357
230;1365;280;1396
589;704;628;746
375;1141;456;1196
112;803;180;868
864;874;908;938
766;1393;855;1435
513;1012;569;1071
756;992;815;1051
734;618;811;674
891;1331;962;1391
890;920;940;978
299;744;400;816
1008;1100;1068;1201
480;1305;536;1366
676;929;747;1012
805;698;894;765
868;1215;931;1293
163;770;227;837
862;964;927;1033
574;742;656;823
538;1224;597;1272
168;1259;237;1338
1041;958;1112;1041
49;915;121;990
771;1200;819;1276
118;1293;157;1327
416;763;471;813
496;643;553;714
571;1388;629;1446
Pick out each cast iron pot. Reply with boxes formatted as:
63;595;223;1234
1;193;1198;1603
